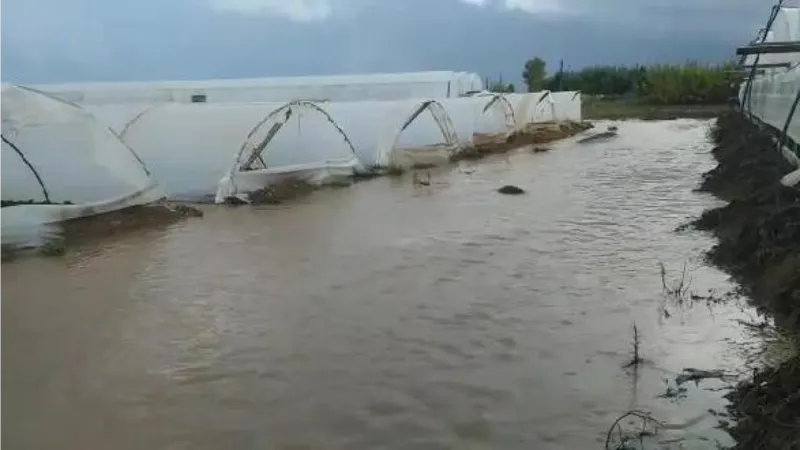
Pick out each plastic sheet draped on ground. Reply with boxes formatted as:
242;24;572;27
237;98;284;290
0;84;163;244
32;71;484;105
87;101;362;202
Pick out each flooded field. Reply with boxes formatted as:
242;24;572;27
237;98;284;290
2;120;775;449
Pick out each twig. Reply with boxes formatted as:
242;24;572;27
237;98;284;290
604;410;665;450
624;323;644;369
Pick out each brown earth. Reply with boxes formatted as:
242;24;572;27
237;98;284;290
452;120;593;162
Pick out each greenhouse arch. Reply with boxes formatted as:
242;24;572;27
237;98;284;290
378;99;459;167
117;105;161;141
1;135;52;203
1;84;163;227
232;100;358;172
482;94;516;131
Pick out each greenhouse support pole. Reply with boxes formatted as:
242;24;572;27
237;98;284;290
741;1;785;118
1;135;52;203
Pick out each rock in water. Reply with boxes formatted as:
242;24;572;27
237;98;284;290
497;185;525;195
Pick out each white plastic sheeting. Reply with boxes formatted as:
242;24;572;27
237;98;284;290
549;91;582;122
32;71;485;105
739;67;800;143
432;96;515;146
88;101;361;201
1;84;162;240
739;67;800;186
83;103;158;136
315;99;460;170
507;92;558;127
744;7;800;70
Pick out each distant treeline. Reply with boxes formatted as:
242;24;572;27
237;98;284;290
488;58;740;105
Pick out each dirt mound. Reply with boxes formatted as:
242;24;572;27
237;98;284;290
2;203;202;261
693;111;800;327
61;203;202;243
452;120;593;162
724;359;800;450
247;178;319;205
692;109;800;450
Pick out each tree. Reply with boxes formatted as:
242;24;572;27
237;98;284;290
489;81;515;93
522;57;547;92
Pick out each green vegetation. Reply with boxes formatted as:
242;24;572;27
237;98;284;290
521;58;741;106
488;81;515;93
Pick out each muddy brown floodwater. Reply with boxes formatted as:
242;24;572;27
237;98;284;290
2;120;780;450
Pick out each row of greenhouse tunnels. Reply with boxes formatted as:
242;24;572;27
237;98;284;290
1;72;585;249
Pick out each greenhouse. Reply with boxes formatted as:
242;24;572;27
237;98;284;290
439;95;516;146
743;7;800;72
315;98;461;171
1;84;163;239
87;101;362;202
32;71;485;106
505;91;573;128
742;66;800;132
549;91;582;122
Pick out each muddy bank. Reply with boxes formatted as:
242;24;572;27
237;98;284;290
452;120;592;161
692;110;800;449
1;203;202;261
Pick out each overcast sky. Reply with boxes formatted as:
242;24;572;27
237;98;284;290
1;0;768;84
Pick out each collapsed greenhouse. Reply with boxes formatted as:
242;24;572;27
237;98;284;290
32;71;485;105
1;84;164;240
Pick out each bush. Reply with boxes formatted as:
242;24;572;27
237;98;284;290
639;62;739;105
528;58;740;105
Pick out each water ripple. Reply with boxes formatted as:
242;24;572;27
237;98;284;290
3;119;757;450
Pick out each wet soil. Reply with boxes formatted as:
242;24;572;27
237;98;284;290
452;120;593;161
245;178;320;205
691;110;800;450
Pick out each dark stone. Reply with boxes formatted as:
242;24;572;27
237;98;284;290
497;185;525;195
576;131;619;144
223;196;250;206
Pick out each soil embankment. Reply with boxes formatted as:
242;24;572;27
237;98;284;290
692;110;800;450
452;120;593;161
1;203;202;261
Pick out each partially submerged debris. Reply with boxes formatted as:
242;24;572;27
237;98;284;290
675;368;734;386
412;171;432;186
576;125;620;144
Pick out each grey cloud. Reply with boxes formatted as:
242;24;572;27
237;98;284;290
1;0;765;84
